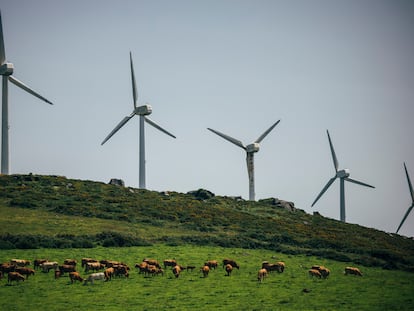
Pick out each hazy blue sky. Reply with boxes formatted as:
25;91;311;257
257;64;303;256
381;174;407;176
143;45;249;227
1;0;413;237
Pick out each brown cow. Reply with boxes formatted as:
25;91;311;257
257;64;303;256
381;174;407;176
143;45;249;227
344;266;362;276
11;259;31;267
223;259;239;269
85;262;104;273
172;265;181;278
163;259;177;269
257;268;268;282
15;267;35;279
104;267;114;281
33;259;48;270
69;272;84;284
308;269;322;278
59;265;76;274
81;258;98;268
204;260;218;270
0;263;16;274
64;259;77;266
201;265;210;277
143;259;161;269
225;264;233;276
311;265;330;279
262;261;285;273
8;272;25;284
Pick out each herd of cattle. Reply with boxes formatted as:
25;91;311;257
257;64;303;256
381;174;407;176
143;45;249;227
0;257;363;285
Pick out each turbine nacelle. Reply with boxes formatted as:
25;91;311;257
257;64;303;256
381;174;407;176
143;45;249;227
337;169;350;178
0;63;13;75
246;143;260;153
134;104;152;116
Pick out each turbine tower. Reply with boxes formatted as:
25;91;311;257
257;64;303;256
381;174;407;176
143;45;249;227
0;11;53;174
396;162;414;234
101;52;176;189
207;120;280;201
311;130;375;222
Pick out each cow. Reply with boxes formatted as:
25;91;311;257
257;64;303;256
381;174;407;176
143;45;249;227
84;272;105;284
11;259;31;267
163;259;177;269
172;265;181;278
81;258;98;268
85;262;104;273
34;259;48;270
104;267;114;281
59;265;76;274
15;267;35;279
55;270;62;279
0;263;16;274
225;264;233;276
223;259;239;269
204;260;218;270
69;272;84;284
135;262;149;275
113;265;129;278
143;259;161;269
64;259;77;267
257;268;268;282
201;265;210;277
7;272;25;284
262;261;285;273
311;265;330;279
39;261;59;273
308;269;322;278
344;267;362;276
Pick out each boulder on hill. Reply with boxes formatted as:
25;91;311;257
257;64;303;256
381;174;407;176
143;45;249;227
258;198;296;211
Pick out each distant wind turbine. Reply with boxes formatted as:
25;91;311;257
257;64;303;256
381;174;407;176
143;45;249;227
311;130;375;222
101;52;176;189
207;120;280;201
396;162;414;234
0;11;53;174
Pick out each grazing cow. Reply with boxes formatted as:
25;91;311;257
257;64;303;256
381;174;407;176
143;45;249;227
205;260;218;270
163;259;177;269
257;268;268;282
143;259;161;269
59;265;76;274
39;261;59;273
262;261;285;273
85;262;104;273
11;259;31;267
104;267;114;281
223;259;239;269
15;267;35;279
34;259;48;270
308;269;322;278
172;265;181;278
135;262;149;275
81;258;98;268
113;265;129;278
69;272;84;284
84;272;105;284
201;265;210;278
311;265;330;279
344;267;362;276
64;259;77;267
0;263;16;274
225;264;233;276
8;272;25;284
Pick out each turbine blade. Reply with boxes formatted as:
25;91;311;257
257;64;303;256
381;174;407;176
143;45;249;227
255;120;280;143
311;176;337;207
345;177;375;188
396;203;414;234
207;128;246;150
101;113;135;145
404;162;414;203
145;117;176;139
130;52;138;108
326;130;338;172
0;11;5;65
8;75;53;105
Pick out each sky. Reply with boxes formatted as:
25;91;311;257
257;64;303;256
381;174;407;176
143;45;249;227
1;0;413;237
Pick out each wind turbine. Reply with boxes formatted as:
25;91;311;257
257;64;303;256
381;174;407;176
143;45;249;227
0;11;53;174
207;120;280;201
311;130;375;222
396;162;414;234
101;52;176;189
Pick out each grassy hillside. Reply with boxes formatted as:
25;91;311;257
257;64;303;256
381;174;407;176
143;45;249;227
1;174;414;271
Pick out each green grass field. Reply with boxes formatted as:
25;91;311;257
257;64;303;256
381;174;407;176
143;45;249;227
1;245;413;311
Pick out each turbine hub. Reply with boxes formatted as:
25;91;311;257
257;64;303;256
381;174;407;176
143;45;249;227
246;143;260;153
337;169;350;178
135;104;152;116
0;63;14;75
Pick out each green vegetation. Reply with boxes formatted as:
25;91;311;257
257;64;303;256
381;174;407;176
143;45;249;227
1;174;414;273
0;246;413;311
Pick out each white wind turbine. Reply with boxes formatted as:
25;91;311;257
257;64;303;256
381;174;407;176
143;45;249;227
0;11;53;174
311;130;375;222
101;52;176;189
207;120;280;201
396;162;414;234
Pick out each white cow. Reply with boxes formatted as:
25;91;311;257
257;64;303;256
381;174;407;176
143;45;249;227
84;272;105;284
